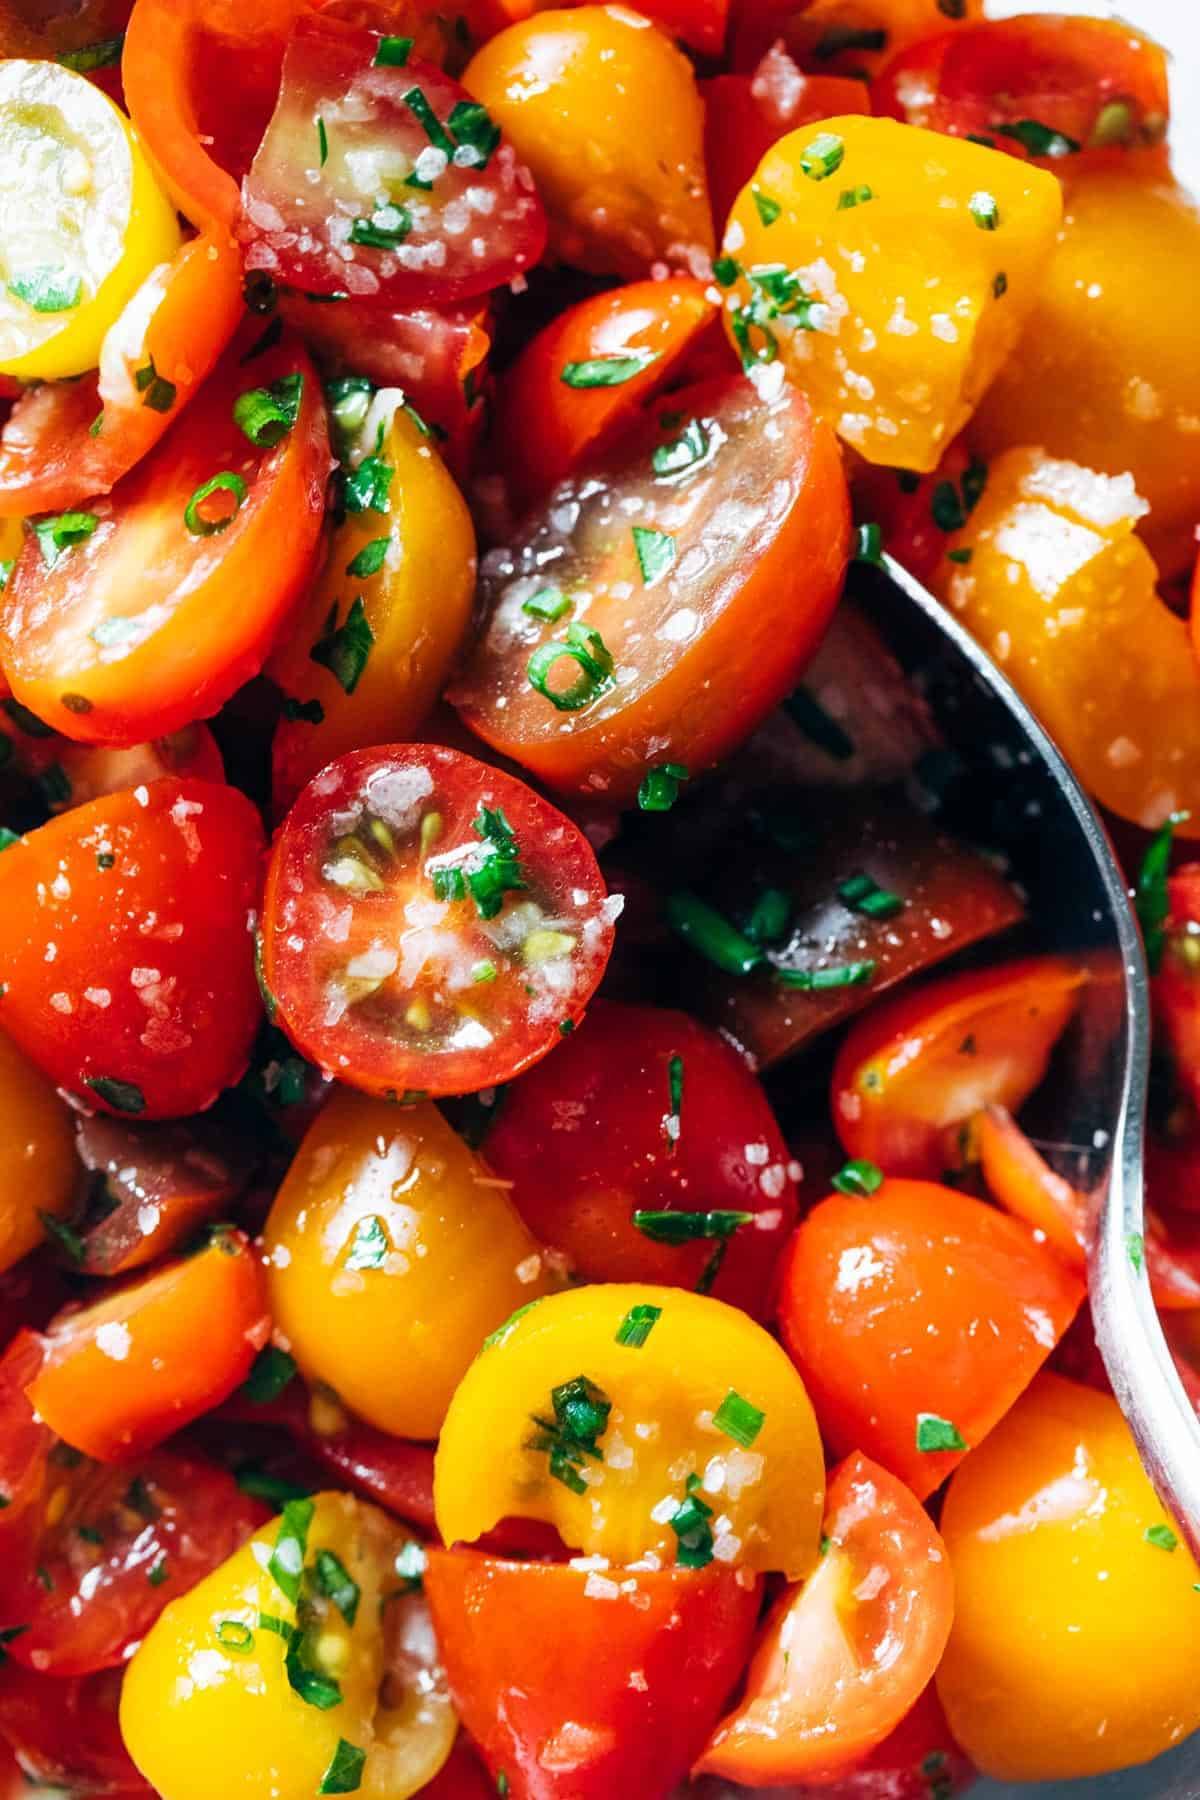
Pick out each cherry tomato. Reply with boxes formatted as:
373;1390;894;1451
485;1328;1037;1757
450;373;849;807
730;0;984;81
696;1453;953;1785
0;779;265;1119
463;6;713;278
777;1178;1084;1499
494;278;719;513
242;18;546;305
873;17;1169;164
830;957;1082;1178
27;1230;270;1461
413;1736;494;1800
848;437;976;588
0;1666;153;1797
937;1373;1200;1781
45;724;225;816
483;999;797;1317
72;1111;254;1275
261;745;616;1098
0;1331;54;1555
1155;863;1200;1116
425;1550;761;1800
0;332;329;744
0;1028;77;1275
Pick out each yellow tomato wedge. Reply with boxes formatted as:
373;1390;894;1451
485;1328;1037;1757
0;60;180;380
434;1283;825;1577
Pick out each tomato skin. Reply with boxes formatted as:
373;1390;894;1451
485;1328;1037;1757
451;374;849;807
424;1550;762;1800
0;1666;153;1797
27;1230;270;1462
777;1178;1084;1499
0;333;330;745
0;780;265;1120
483;999;797;1317
848;438;974;589
0;1028;78;1276
412;1736;494;1799
73;1112;253;1275
494;278;720;512
696;1454;954;1785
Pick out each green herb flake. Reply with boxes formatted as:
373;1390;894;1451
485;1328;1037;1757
632;525;676;586
832;1158;884;1197
311;596;375;695
236;1464;312;1507
483;1298;542;1349
837;870;904;919
800;132;845;180
995;119;1080;160
320;1740;366;1795
915;1413;967;1453
1137;811;1188;974
395;1539;427;1590
374;34;413;64
784;687;855;760
34;510;99;569
85;1076;145;1114
652;418;710;478
349;204;413;250
344;454;394;514
403;85;456;156
216;1618;254;1652
1127;1230;1146;1274
0;828;20;853
560;350;658;388
713;1388;765;1448
58;34;125;71
931;459;988;533
665;890;764;976
134;355;177;413
752;187;781;227
838;183;875;209
947;547;973;564
317;117;329;166
8;268;82;314
345;1213;390;1272
468;805;527;919
1145;1522;1179;1552
313;1549;360;1625
616;1302;662;1348
234;372;304;448
346;536;390;579
993;271;1008;299
670;1487;714;1568
854;521;883;564
527;621;615;712
268;1497;315;1605
637;762;689;812
712;255;739;287
242;1344;298;1405
526;1374;612;1495
522;585;570;623
632;1208;752;1245
0;1626;29;1668
969;191;1000;231
282;696;325;725
148;1556;169;1587
184;471;247;537
775;960;876;991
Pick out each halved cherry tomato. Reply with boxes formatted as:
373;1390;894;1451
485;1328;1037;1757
242;18;546;304
0;332;329;744
494;278;719;512
777;1178;1084;1499
0;779;265;1119
0;1666;153;1798
450;373;849;807
730;0;984;80
830;957;1083;1178
27;1230;270;1461
72;1111;254;1275
413;1736;494;1800
261;745;616;1098
873;16;1169;163
484;999;797;1317
425;1550;762;1800
696;1453;953;1785
0;234;244;519
742;1682;976;1800
0;1446;266;1676
849;437;976;588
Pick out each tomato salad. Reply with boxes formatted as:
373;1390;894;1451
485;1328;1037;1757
0;3;1197;1799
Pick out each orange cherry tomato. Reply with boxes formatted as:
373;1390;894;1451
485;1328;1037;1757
0;332;329;744
830;957;1083;1178
696;1453;954;1785
494;278;719;512
0;779;265;1120
777;1178;1084;1499
0;234;244;519
450;373;849;807
72;1111;253;1275
730;0;984;79
26;1230;270;1461
424;1550;762;1800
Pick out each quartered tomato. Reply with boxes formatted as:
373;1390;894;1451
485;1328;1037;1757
72;1111;254;1275
484;999;798;1317
0;779;265;1119
696;1453;953;1785
261;745;617;1097
241;18;546;304
450;373;849;807
0;332;329;744
873;16;1169;163
425;1551;762;1800
0;1665;153;1797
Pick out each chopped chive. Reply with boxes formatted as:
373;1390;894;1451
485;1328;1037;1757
34;510;99;569
345;1214;390;1271
147;1556;169;1586
216;1619;254;1651
995;119;1080;159
522;585;570;622
184;471;247;536
837;871;904;919
313;1549;360;1625
670;1488;714;1568
854;521;883;564
343;454;393;514
712;255;739;287
483;1297;542;1349
234;373;304;448
616;1303;662;1348
85;1076;145;1114
665;891;764;976
58;34;124;71
395;1539;427;1589
832;1158;884;1197
652;418;710;477
969;191;1000;231
752;187;781;227
8;268;82;313
448;99;501;167
638;762;689;812
242;1345;298;1405
632;1208;751;1245
317;117;329;166
947;547;973;564
838;184;875;209
134;355;177;412
311;596;375;694
713;1389;765;1448
800;132;845;180
268;1497;314;1604
931;460;988;533
472;959;497;983
783;687;855;760
235;1464;312;1506
346;536;390;578
775;960;876;991
403;86;456;156
745;886;791;945
374;34;413;64
560;351;658;388
915;1413;967;1453
527;621;615;712
468;805;527;920
1137;812;1188;974
1127;1230;1146;1273
632;525;676;586
993;272;1008;299
327;374;373;438
526;1374;612;1493
349;204;412;249
1145;1523;1178;1552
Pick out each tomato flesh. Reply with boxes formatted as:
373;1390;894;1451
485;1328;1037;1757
0;1665;153;1797
241;19;547;304
261;744;617;1097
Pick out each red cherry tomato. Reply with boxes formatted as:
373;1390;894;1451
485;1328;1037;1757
0;1333;52;1554
72;1112;254;1275
0;235;244;519
0;780;265;1119
484;998;798;1317
450;373;850;807
424;1550;762;1800
261;745;616;1098
1155;863;1200;1117
777;1178;1084;1499
848;438;977;589
494;278;720;512
413;1736;495;1799
873;16;1169;163
747;1682;976;1800
0;333;329;744
696;1453;954;1786
0;1666;153;1797
241;18;547;305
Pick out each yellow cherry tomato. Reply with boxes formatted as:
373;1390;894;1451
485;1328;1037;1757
936;1373;1200;1782
721;117;1061;472
973;170;1200;579
120;1492;455;1800
268;399;477;813
434;1283;825;1577
0;514;21;568
0;60;180;380
263;1092;552;1440
464;7;713;279
930;445;1200;835
0;1025;77;1272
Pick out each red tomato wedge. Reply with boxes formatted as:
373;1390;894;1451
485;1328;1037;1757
0;1666;153;1797
424;1550;762;1800
260;745;617;1098
873;16;1169;161
26;1231;270;1462
494;278;720;511
777;1178;1084;1499
484;998;798;1317
72;1112;254;1275
0;779;265;1120
450;373;850;807
241;18;547;304
0;234;244;519
830;957;1084;1178
696;1453;954;1785
0;332;329;744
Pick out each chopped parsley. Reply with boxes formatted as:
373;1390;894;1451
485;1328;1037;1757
632;525;676;586
832;1159;884;1197
311;597;375;694
560;351;658;388
652;418;710;478
346;537;390;578
1145;1523;1179;1552
915;1413;967;1453
312;1549;360;1625
727;261;816;371
84;1076;145;1114
58;34;125;71
349;204;412;250
242;1345;298;1405
466;806;527;919
752;187;781;227
320;1741;366;1795
344;453;394;514
34;511;99;569
345;1214;390;1271
268;1498;314;1605
135;355;177;413
931;460;988;533
526;1375;612;1495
